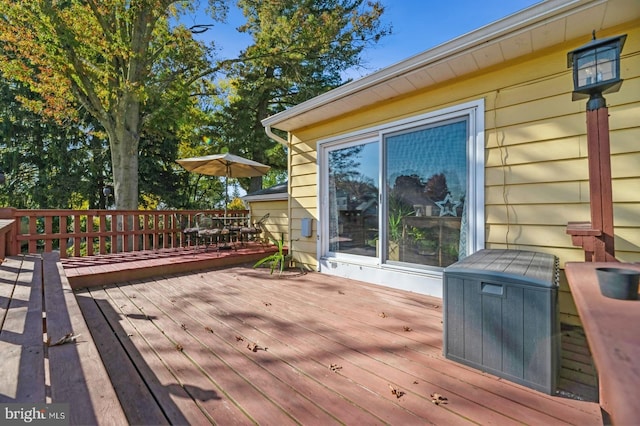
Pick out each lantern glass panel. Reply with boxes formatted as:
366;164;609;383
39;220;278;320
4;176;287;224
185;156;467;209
575;45;618;89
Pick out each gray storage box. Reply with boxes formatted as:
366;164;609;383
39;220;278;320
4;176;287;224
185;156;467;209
443;249;560;394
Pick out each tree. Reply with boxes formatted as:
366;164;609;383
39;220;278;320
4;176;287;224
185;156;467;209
425;173;449;202
210;0;390;193
0;0;218;209
0;76;106;209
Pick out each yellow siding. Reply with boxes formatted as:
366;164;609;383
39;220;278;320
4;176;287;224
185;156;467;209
285;23;640;320
247;200;288;244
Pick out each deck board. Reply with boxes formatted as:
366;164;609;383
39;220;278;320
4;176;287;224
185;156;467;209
0;255;45;403
90;285;228;425
74;264;602;425
82;287;197;425
75;291;170;425
42;253;127;425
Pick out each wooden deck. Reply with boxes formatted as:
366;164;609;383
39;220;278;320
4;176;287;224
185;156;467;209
72;263;603;425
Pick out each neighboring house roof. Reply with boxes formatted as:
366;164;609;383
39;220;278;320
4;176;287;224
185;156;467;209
242;181;288;202
262;0;638;133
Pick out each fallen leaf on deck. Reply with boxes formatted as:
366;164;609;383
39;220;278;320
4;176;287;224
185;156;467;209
263;302;272;306
413;380;419;384
432;305;440;309
403;326;413;332
430;393;448;405
181;324;188;331
247;342;267;352
235;335;244;341
338;290;345;295
379;312;387;318
48;333;81;347
176;344;184;351
388;384;405;399
205;327;214;333
330;363;342;372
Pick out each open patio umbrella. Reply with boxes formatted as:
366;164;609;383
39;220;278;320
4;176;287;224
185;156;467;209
176;153;270;216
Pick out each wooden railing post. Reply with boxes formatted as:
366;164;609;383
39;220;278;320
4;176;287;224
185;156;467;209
566;103;617;262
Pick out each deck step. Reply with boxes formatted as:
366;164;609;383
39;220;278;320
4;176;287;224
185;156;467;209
61;245;277;289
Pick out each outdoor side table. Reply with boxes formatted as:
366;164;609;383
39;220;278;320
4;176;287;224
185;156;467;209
443;249;560;394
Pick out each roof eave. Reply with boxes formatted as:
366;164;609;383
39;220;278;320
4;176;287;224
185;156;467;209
261;0;607;131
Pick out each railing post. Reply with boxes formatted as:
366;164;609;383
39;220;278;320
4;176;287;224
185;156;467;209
0;207;17;256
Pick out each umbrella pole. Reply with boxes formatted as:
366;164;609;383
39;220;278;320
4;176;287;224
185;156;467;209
219;170;233;250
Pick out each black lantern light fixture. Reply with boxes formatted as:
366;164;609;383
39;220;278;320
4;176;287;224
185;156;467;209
565;31;626;262
567;32;626;109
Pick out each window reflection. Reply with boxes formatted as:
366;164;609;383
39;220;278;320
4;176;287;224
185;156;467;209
328;142;379;257
385;119;468;268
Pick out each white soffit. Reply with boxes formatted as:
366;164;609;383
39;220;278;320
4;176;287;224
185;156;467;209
262;0;638;132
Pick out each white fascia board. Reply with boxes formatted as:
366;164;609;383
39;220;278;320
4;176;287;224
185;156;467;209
242;193;288;202
261;0;596;129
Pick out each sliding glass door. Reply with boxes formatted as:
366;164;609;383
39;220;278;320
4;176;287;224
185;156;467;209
320;101;483;274
384;119;467;268
327;141;379;257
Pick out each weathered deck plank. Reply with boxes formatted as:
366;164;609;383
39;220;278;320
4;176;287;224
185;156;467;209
0;255;45;403
77;265;601;425
84;287;200;425
74;290;170;425
42;253;127;425
99;283;258;425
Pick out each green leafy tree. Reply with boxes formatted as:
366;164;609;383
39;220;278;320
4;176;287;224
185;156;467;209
211;0;390;193
0;0;220;209
0;76;108;209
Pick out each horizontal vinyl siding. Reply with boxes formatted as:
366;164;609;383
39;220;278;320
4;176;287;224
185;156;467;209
247;200;288;244
286;23;640;321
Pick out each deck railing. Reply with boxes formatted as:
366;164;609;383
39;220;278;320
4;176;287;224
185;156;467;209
0;208;250;258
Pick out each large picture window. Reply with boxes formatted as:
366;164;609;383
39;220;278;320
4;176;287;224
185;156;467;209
319;100;484;275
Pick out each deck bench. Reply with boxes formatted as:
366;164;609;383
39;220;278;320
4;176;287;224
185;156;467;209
0;253;127;425
0;219;15;260
565;261;640;425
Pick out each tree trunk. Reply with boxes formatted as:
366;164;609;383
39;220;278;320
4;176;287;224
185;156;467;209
107;100;141;211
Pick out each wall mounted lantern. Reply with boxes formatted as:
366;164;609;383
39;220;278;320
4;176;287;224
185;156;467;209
567;33;626;108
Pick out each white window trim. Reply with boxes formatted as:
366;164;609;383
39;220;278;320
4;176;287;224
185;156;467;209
317;99;485;296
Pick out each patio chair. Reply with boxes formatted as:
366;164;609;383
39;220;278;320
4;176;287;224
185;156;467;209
196;214;224;251
175;213;200;248
239;213;270;245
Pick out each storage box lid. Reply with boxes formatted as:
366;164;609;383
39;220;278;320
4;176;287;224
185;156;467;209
444;249;558;288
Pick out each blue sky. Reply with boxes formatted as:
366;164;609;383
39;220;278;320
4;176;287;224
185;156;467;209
183;0;543;78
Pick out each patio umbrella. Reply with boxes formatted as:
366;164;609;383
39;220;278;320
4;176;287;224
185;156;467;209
176;153;270;216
